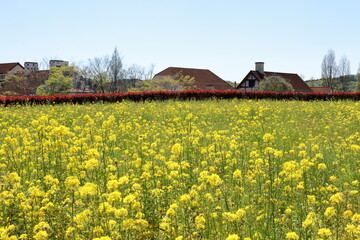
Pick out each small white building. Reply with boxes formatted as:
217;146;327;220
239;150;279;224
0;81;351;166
50;60;69;68
24;62;39;71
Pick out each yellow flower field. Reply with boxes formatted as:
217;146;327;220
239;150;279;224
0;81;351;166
0;99;359;239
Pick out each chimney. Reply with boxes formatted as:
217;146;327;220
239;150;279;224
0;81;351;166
255;62;264;75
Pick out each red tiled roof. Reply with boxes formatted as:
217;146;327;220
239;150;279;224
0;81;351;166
311;87;332;93
154;67;233;91
0;63;24;74
237;70;313;92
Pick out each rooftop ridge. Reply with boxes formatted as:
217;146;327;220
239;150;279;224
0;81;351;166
166;66;211;71
252;70;300;76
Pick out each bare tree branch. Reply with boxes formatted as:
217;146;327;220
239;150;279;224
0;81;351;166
337;55;351;91
87;56;110;93
321;49;337;90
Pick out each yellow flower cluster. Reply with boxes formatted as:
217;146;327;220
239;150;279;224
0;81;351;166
0;99;359;239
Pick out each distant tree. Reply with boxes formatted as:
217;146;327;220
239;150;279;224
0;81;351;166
108;47;125;92
144;64;155;81
71;66;93;93
321;49;338;90
125;64;145;79
305;77;322;87
337;55;351;91
1;71;49;96
174;72;197;90
86;48;155;93
128;77;180;92
257;75;294;92
40;57;51;70
124;64;146;89
36;66;74;95
356;63;360;92
40;56;58;70
2;73;28;96
226;80;237;88
128;73;196;92
87;57;110;93
126;64;154;81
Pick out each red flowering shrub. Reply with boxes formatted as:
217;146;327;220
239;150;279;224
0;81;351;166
0;91;359;106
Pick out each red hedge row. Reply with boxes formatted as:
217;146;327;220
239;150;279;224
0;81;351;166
0;91;359;106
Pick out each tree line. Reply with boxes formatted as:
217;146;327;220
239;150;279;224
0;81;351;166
2;48;360;96
82;48;155;94
1;47;199;96
1;48;155;96
320;49;360;92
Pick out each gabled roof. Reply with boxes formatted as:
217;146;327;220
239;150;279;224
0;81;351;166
237;70;313;92
0;62;25;74
154;67;233;91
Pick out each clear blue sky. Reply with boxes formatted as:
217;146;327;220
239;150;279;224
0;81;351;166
2;0;360;81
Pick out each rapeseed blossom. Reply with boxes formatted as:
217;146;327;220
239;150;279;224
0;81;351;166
33;230;48;240
195;214;206;229
318;228;332;238
324;206;337;219
65;176;80;190
226;234;239;240
286;232;299;240
0;99;358;239
330;192;344;204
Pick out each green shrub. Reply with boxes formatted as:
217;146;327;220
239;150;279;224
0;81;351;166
257;75;294;92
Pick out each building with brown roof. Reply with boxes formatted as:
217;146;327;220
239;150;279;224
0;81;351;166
154;67;233;91
236;62;313;92
0;70;50;96
311;87;332;93
0;63;25;81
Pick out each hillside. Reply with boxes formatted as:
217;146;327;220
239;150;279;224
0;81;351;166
305;75;357;92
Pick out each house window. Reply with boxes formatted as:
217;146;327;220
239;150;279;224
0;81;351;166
206;85;215;90
248;80;255;88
